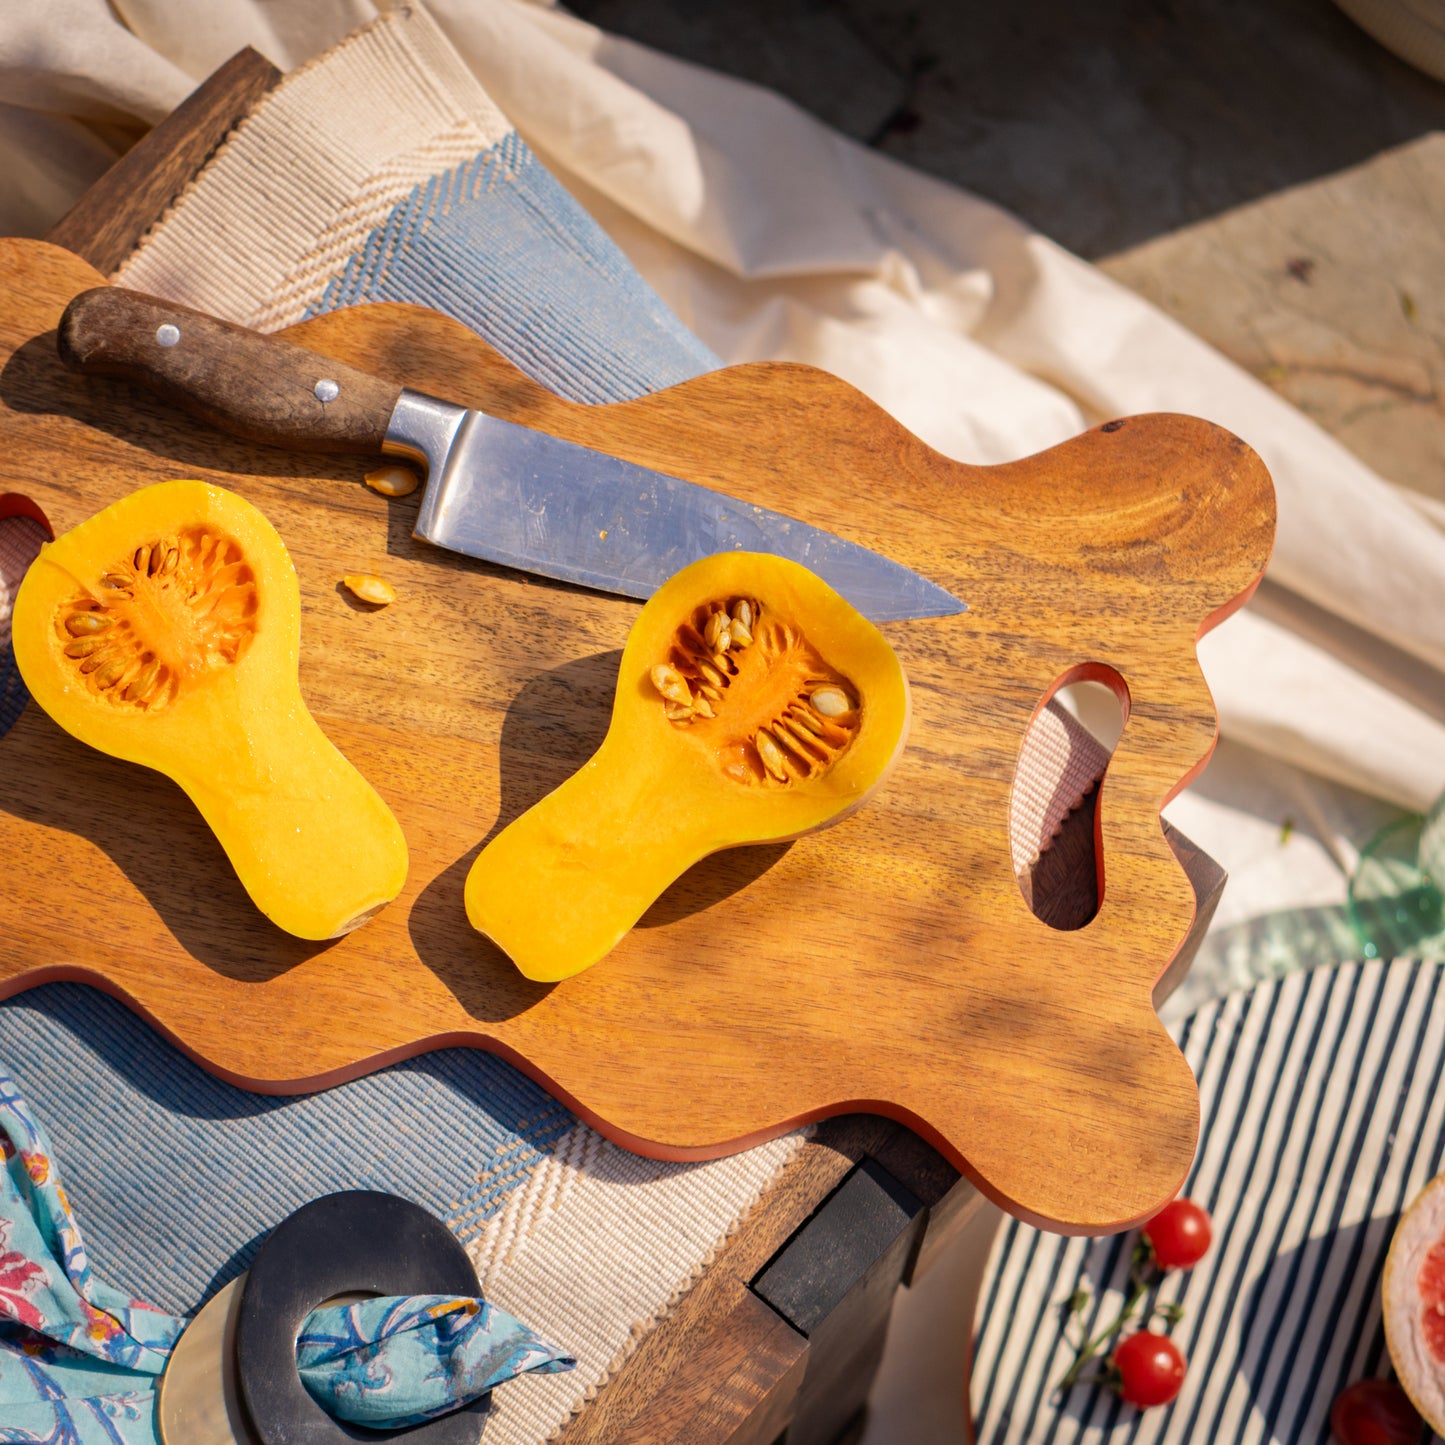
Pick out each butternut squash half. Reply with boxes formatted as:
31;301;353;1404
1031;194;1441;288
11;480;407;939
466;551;911;981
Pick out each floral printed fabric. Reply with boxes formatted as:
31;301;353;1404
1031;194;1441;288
0;1070;573;1443
296;1295;573;1428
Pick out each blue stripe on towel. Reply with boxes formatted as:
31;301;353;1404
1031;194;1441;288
970;959;1445;1445
1;984;574;1314
310;132;718;404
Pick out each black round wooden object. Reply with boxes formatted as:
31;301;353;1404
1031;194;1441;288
235;1191;489;1444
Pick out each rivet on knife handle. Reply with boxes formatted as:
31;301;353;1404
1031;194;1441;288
57;287;403;456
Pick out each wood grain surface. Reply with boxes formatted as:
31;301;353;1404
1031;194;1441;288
0;238;1275;1232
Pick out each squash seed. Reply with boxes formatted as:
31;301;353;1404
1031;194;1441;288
755;729;789;782
810;686;853;717
60;525;258;713
787;706;825;739
650;664;692;706
365;464;420;499
65;614;113;637
704;610;732;653
342;573;396;607
123;659;160;703
653;592;861;781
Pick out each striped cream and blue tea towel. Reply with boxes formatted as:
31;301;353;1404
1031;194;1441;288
972;957;1445;1444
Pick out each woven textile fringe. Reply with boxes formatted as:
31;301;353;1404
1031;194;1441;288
0;517;48;736
0;517;47;651
115;4;512;330
1010;702;1111;876
466;1123;807;1442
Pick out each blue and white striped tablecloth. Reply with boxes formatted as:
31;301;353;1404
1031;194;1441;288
973;957;1443;1443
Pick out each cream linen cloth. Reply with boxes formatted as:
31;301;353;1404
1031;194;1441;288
2;5;1442;1439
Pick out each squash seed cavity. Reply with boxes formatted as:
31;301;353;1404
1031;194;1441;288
648;595;860;786
57;526;259;712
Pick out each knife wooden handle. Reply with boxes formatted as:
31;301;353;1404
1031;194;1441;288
58;287;402;455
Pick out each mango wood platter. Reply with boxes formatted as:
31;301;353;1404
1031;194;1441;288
0;238;1275;1232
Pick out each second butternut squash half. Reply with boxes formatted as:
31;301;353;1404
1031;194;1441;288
465;551;911;981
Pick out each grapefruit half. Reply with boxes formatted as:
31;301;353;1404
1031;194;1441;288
1384;1171;1445;1434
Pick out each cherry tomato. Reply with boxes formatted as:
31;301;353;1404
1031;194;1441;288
1142;1198;1213;1271
1113;1331;1186;1408
1330;1379;1423;1445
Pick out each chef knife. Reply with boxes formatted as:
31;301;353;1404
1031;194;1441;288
56;288;964;623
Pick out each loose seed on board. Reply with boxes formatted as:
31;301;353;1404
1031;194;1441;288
365;464;420;498
810;685;853;717
342;573;397;607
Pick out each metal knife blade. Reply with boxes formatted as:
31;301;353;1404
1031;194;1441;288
385;392;962;621
57;287;965;622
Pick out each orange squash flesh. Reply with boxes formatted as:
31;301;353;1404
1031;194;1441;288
465;551;911;981
11;480;408;940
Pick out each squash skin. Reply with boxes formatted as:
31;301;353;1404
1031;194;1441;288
11;480;408;940
466;551;911;981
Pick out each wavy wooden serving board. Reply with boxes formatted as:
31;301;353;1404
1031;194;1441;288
0;239;1274;1232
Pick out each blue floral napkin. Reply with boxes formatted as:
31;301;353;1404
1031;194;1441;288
0;1070;573;1443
